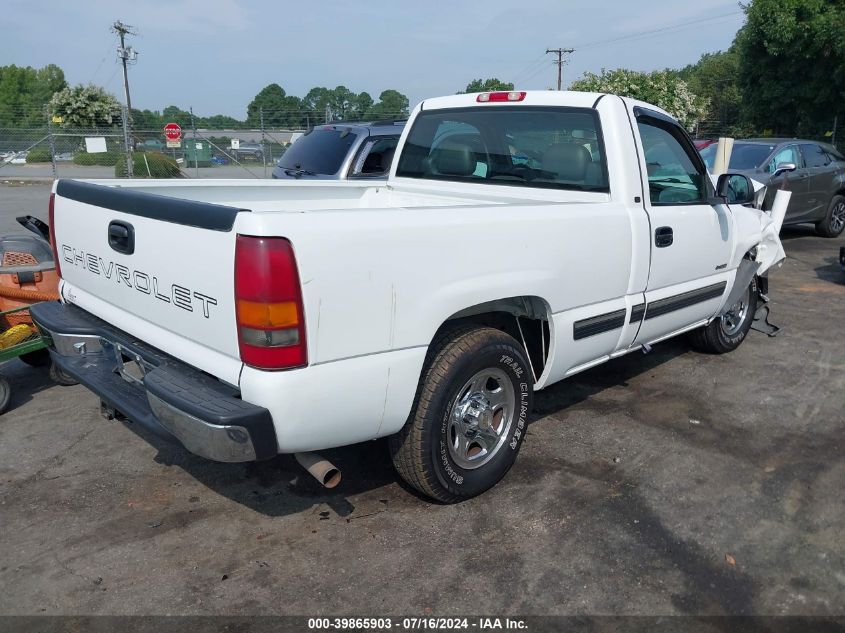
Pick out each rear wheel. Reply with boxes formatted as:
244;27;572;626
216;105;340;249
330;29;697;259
49;362;78;386
0;376;10;414
815;195;845;238
389;326;533;503
690;280;758;354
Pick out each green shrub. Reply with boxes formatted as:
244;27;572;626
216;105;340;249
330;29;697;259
73;151;119;166
115;151;181;178
26;148;52;163
73;152;98;165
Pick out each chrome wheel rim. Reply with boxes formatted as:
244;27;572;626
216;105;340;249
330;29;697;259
831;201;845;233
720;286;751;336
447;368;515;470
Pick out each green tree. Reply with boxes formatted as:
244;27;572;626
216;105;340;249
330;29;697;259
302;86;333;123
735;0;845;136
161;105;193;127
49;84;121;128
247;83;288;126
351;91;374;120
200;114;243;129
329;85;355;120
366;89;410;120
570;68;707;129
0;63;67;127
460;78;514;94
130;108;163;130
676;49;745;135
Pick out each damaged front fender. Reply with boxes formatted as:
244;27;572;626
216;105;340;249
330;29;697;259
720;258;761;316
735;179;789;276
717;183;789;318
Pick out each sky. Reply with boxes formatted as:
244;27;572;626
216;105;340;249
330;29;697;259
1;0;746;119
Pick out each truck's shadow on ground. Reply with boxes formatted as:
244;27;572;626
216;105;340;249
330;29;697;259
124;421;402;518
120;339;692;519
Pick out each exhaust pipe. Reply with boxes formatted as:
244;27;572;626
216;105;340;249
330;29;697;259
294;452;341;488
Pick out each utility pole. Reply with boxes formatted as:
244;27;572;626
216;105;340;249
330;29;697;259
113;20;137;178
546;47;575;90
260;106;267;178
112;21;138;115
190;106;199;178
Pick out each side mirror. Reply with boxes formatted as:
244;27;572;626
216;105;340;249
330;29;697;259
772;162;796;179
716;173;755;205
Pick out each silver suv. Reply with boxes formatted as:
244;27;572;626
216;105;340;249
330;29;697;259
272;120;405;180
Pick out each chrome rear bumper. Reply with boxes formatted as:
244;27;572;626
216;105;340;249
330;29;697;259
31;301;277;463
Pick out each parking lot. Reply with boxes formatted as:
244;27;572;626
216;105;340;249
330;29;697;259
0;180;842;616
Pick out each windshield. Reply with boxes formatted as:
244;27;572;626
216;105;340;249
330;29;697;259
395;106;609;192
699;142;775;171
278;128;361;174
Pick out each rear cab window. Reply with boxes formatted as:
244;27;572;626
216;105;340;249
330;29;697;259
277;127;361;175
395;106;609;192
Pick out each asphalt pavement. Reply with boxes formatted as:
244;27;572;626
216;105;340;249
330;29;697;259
0;181;843;617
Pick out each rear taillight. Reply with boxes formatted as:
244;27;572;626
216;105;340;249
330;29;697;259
48;192;61;278
234;235;307;370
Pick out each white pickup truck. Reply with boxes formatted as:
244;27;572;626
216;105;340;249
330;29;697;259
32;90;785;502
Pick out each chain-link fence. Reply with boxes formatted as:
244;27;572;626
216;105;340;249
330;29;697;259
4;102;841;181
1;104;410;180
1;104;134;179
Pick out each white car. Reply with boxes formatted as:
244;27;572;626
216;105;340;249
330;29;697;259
32;90;784;502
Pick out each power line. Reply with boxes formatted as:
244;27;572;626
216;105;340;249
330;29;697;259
574;10;742;50
513;56;553;86
89;37;118;85
519;61;555;86
511;53;551;81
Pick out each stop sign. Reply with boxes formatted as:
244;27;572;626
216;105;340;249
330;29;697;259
163;122;182;141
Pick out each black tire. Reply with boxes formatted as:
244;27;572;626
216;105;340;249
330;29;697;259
19;348;50;367
0;376;10;415
49;362;78;386
389;326;533;503
690;279;758;354
815;194;845;238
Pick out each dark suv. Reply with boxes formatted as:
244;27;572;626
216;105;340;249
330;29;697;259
272;120;405;180
231;142;266;162
700;139;845;237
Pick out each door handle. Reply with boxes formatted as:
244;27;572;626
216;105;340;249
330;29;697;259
108;220;135;255
655;226;673;248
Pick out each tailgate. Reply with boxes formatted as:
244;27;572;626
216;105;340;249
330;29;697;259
52;179;245;385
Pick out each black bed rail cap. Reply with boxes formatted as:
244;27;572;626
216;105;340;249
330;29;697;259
55;180;248;232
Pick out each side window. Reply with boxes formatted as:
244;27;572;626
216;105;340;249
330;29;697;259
767;146;801;172
350;137;399;176
636;118;707;205
800;143;831;168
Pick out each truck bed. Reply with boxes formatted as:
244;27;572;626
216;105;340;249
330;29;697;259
79;178;609;213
